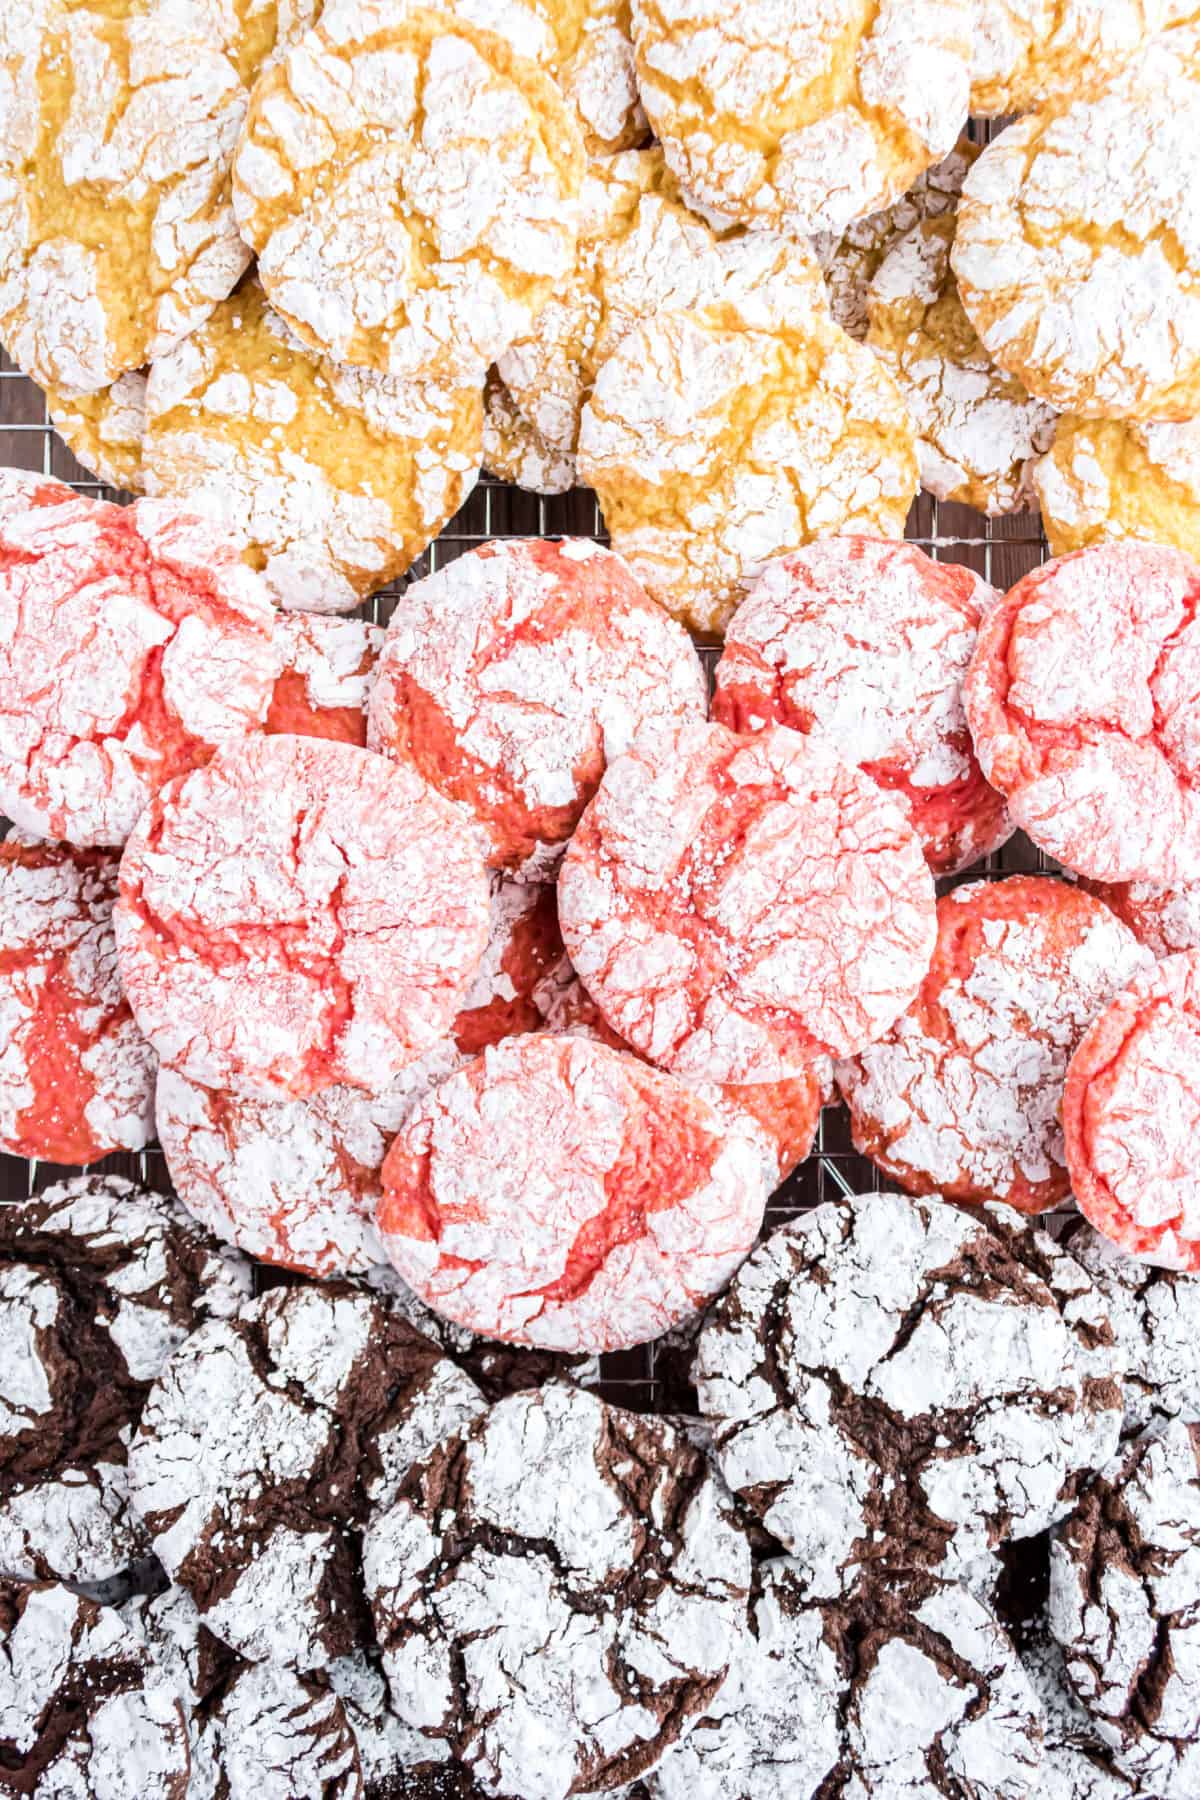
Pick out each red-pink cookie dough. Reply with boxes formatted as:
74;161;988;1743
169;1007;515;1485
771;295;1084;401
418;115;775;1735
266;612;383;747
115;735;491;1101
1082;878;1200;960
0;488;276;847
376;1033;771;1354
367;536;707;871
1065;951;1200;1270
713;538;1011;877
964;542;1200;884
557;720;937;1084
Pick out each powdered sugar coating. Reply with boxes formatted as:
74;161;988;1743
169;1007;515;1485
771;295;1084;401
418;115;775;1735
143;279;482;615
629;0;971;237
1037;415;1200;563
115;735;491;1101
953;37;1200;419
838;877;1152;1212
713;539;1011;877
1065;951;1200;1270
1068;1224;1200;1438
0;835;156;1164
233;4;584;382
482;370;578;495
268;612;383;747
1020;1626;1138;1800
558;720;936;1083
577;302;919;636
377;1033;770;1354
45;371;149;495
368;537;706;871
363;1382;751;1800
963;543;1200;885
1083;876;1200;959
0;489;277;847
970;0;1168;116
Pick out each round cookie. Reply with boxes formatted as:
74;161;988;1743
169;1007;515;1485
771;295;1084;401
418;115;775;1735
366;536;707;871
44;371;148;495
712;539;1011;877
866;217;1058;514
1020;1626;1140;1800
628;0;972;238
0;835;156;1165
1064;950;1200;1270
115;735;491;1101
1037;415;1200;561
482;370;578;495
232;4;585;381
0;489;277;848
971;0;1168;117
953;38;1200;420
375;1033;771;1354
837;877;1152;1213
362;1382;750;1800
557;720;937;1083
1067;1224;1200;1439
267;612;383;747
0;1579;190;1799
0;1175;252;1586
143;280;482;614
963;542;1200;885
1049;1418;1200;1798
127;1283;488;1671
694;1191;1112;1595
1082;876;1200;958
577;302;919;635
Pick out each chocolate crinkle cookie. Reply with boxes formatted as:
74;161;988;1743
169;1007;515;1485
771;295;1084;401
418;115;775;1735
695;1191;1125;1595
1067;1223;1200;1437
0;1175;252;1587
1021;1623;1141;1800
363;1382;750;1800
127;1282;487;1672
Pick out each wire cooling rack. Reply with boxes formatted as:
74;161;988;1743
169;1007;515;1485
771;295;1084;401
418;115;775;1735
0;347;1057;1410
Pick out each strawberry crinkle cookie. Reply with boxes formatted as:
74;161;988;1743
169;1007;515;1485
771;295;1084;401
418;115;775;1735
557;720;937;1085
266;612;383;746
375;1032;771;1353
0;483;276;847
713;538;1011;877
964;542;1200;885
1065;951;1200;1270
838;876;1154;1213
115;735;491;1102
0;835;156;1165
1082;877;1200;960
368;536;707;871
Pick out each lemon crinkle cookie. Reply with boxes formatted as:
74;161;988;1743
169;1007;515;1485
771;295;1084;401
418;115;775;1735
970;0;1176;117
1037;415;1200;560
482;369;578;495
42;372;148;495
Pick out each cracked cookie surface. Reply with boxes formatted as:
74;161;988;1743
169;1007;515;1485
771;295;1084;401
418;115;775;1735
1037;415;1200;563
42;371;148;495
267;612;383;748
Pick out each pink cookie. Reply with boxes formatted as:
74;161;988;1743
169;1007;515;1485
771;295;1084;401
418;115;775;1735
367;537;707;871
376;1033;771;1354
1082;877;1200;960
0;489;276;846
1065;951;1200;1270
964;543;1200;883
557;720;937;1084
116;735;491;1101
713;538;1011;876
266;611;383;747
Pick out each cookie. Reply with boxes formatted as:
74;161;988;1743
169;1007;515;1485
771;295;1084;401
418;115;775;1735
1037;415;1200;562
127;1283;488;1670
694;1191;1110;1595
267;612;384;747
577;302;919;635
366;536;707;872
482;371;579;496
963;543;1200;885
0;835;156;1165
629;0;971;237
0;1175;251;1587
1021;1625;1140;1800
233;4;584;381
970;0;1166;117
376;1033;770;1354
866;217;1058;514
1067;1224;1200;1441
0;1579;189;1798
43;371;148;495
953;37;1200;420
142;279;482;614
647;1561;1044;1800
1064;950;1200;1270
712;539;1011;877
1081;875;1200;959
558;720;936;1083
115;735;491;1101
0;488;276;847
1049;1417;1200;1798
362;1382;750;1800
837;877;1151;1213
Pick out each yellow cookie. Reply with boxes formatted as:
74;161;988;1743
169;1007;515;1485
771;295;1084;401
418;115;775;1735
1036;415;1200;560
483;369;579;495
970;0;1166;116
169;0;322;81
142;278;482;613
232;3;585;381
629;0;972;237
577;302;919;637
44;371;148;494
